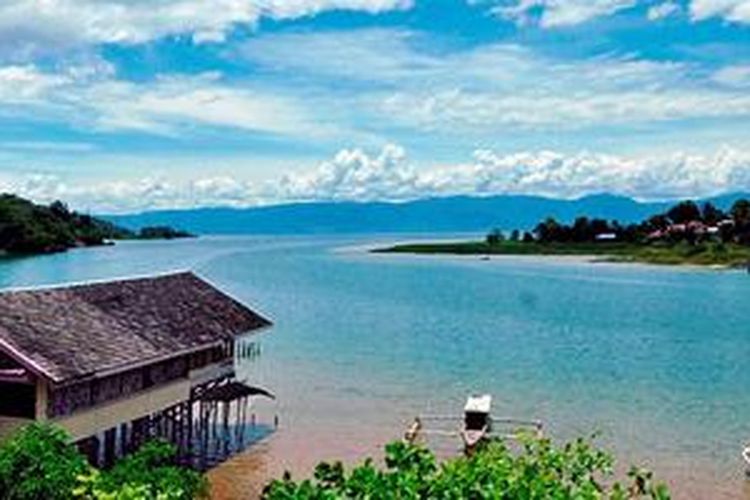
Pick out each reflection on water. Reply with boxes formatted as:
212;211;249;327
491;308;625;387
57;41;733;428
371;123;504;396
195;423;274;472
2;235;750;499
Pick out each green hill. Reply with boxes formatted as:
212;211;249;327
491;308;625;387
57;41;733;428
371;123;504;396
0;194;192;256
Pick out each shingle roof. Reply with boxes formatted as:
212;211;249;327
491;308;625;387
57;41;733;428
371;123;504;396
0;272;271;383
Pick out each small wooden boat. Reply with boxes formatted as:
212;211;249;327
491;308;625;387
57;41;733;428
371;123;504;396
461;394;492;452
404;394;543;455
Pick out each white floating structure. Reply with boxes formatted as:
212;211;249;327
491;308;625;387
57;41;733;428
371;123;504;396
464;394;492;414
404;393;543;455
462;394;492;451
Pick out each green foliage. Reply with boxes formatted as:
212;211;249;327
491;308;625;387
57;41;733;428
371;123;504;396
731;199;750;226
385;197;750;267
0;423;88;500
0;424;206;500
701;202;725;226
0;194;195;255
0;194;134;255
523;199;750;247
379;239;750;267
485;229;505;245
263;435;670;500
666;201;701;225
74;441;208;500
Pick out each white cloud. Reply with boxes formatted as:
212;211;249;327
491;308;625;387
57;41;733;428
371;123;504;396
240;30;750;133
0;0;412;60
713;65;750;88
690;0;750;23
82;75;328;137
647;1;680;20
261;0;413;18
0;65;333;138
281;145;750;202
236;29;434;84
487;0;637;27
0;65;71;101
274;143;419;201
464;147;750;200
3;28;750;144
7;174;259;213
380;85;750;131
478;0;750;26
8;144;750;212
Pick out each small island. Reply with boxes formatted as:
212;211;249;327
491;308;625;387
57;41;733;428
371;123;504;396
0;194;194;256
375;199;750;268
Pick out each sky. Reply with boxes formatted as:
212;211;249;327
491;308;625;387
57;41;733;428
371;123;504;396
0;0;749;213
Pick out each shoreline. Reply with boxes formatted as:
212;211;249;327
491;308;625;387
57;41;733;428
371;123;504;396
374;251;737;274
368;240;748;271
207;414;740;500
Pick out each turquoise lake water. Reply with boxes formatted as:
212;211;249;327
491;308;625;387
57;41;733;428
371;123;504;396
2;235;750;498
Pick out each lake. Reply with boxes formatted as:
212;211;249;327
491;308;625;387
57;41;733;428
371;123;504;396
2;235;749;499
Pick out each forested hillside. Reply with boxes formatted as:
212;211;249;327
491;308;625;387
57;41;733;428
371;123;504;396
0;195;192;255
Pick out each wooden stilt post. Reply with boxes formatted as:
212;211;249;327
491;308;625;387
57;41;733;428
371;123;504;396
119;423;128;456
187;400;194;460
223;401;230;456
104;427;117;468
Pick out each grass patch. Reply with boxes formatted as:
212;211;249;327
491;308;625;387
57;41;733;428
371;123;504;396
374;241;750;268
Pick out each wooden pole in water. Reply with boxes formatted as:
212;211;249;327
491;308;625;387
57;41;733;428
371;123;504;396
223;401;230;456
200;402;208;469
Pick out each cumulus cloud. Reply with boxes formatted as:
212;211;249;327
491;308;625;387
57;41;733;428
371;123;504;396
647;1;681;20
464;147;750;200
690;0;750;23
274;144;419;201
0;0;412;60
491;0;636;27
274;145;750;202
7;144;750;212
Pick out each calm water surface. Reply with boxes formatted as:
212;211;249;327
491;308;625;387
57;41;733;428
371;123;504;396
2;235;750;499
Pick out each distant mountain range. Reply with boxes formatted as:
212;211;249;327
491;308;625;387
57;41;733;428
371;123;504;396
102;193;750;235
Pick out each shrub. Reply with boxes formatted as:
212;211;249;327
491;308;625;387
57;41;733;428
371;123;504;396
74;440;208;500
0;424;206;500
0;424;88;500
263;435;670;499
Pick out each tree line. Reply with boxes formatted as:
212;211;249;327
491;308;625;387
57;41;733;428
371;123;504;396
488;199;750;246
0;194;193;255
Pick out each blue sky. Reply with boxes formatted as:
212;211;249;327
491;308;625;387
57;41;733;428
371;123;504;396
0;0;749;212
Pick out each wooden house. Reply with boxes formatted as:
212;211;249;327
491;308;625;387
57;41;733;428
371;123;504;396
0;271;272;466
